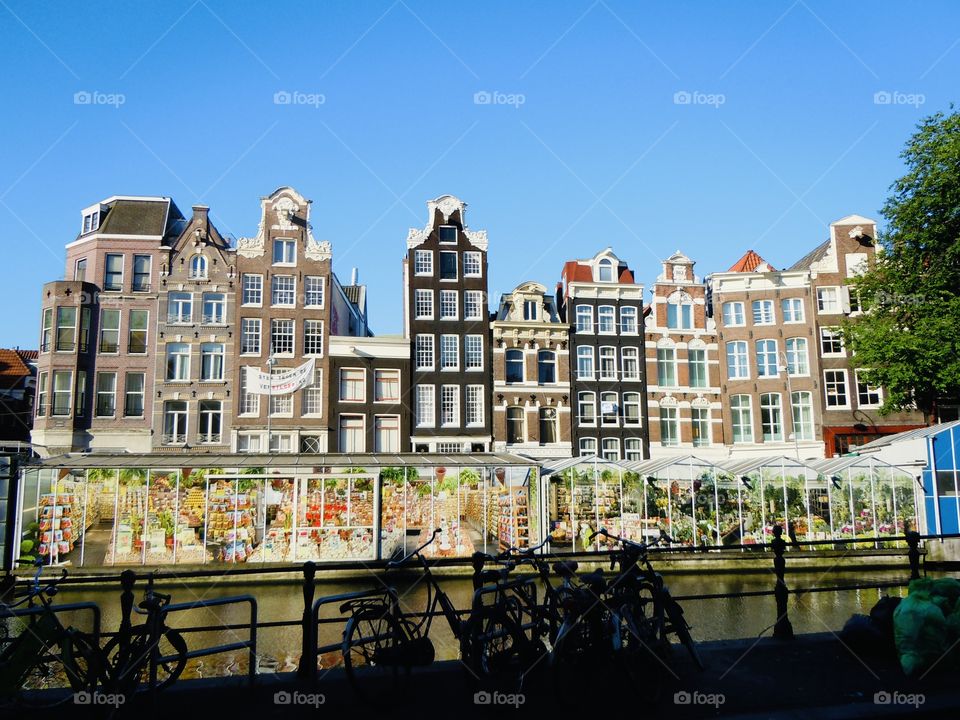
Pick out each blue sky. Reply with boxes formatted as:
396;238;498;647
1;1;957;346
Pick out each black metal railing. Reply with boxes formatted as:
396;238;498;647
4;530;953;697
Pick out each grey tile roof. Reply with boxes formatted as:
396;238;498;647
787;239;830;271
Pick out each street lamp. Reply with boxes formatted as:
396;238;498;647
778;352;801;461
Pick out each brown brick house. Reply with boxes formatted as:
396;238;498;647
491;282;572;458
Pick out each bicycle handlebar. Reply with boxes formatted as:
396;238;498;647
387;527;441;568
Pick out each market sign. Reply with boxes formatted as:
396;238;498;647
244;358;316;395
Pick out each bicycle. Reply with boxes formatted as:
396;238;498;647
0;559;101;708
99;571;188;698
340;529;528;701
592;528;703;675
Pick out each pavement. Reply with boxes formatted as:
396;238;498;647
14;632;960;719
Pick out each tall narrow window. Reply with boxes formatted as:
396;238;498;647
415;385;435;427
855;371;882;407
506;407;525;444
440;385;459;427
726;341;749;379
505;349;524;383
537;350;556;384
464;335;483;370
241;318;261;355
688;349;707;388
782;297;804;323
75;370;86;416
200;343;225;381
755;339;779;377
166;343;190;381
52;371;72;416
40;309;53;352
466;385;484;426
523;300;538;321
414;250;433;276
730;395;753;443
415;335;434;370
132;255;151;291
760;393;783;441
657;348;676;387
791;391;814;440
104;254;123;291
440;335;459;370
601;392;618;425
202;293;225;324
464;290;483;320
667;302;693;329
752;300;774;325
623;392;641;425
575;305;593;332
375;369;400;402
124;372;145;417
74;258;87;282
439;251;457;280
189;255;207;279
239;367;260;416
621;347;640;381
242;274;263;305
625;438;643;461
578;391;596;425
599;347;617;379
271;319;294;355
271;275;295;306
597;258;614;282
302;368;323;416
199;401;222;443
620;306;638;334
303;319;324;356
692;407;710;447
597;306;615;334
784;337;808;375
304;276;325;307
374;416;400;452
539;408;557;444
36;372;47;416
579;438;597;456
414;289;434;319
601;438;619;461
95;372;116;417
463;252;482;277
577;346;594;379
163;401;188;444
824;370;849;407
128;310;148;354
99;309;120;353
659;407;679;446
56;307;77;351
440;290;458;319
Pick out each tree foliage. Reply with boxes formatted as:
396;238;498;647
844;108;960;420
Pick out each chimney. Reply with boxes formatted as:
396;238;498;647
192;205;209;222
351;267;358;285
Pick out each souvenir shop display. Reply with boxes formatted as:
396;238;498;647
37;478;100;563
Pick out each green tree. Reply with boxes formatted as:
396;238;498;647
844;108;960;420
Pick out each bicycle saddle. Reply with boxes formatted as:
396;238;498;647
552;560;579;578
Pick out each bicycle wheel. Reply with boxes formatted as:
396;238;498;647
102;626;188;693
6;623;103;709
341;610;414;702
616;605;669;703
469;606;542;690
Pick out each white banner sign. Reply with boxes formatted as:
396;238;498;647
244;358;316;395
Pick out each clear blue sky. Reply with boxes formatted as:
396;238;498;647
1;1;957;347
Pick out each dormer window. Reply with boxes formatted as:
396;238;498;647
438;226;457;244
273;238;296;265
523;300;539;321
190;255;208;280
598;258;614;282
82;211;99;234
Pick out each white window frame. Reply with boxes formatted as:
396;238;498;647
855;370;883;408
242;274;263;306
439;289;458;320
202;292;226;325
755;339;779;377
167;292;193;324
688;349;708;388
464;335;483;371
599;346;617;380
817;286;841;314
240;318;261;355
621;346;640;381
439;251;458;281
440;385;459;427
601;438;620;461
726;341;749;379
622;392;641;425
760;392;783;442
271;275;296;307
576;346;594;380
579;437;598;456
270;319;295;356
374;415;401;452
375;369;401;403
415;334;435;370
303;319;324;357
415;385;435;427
620;306;638;334
339;414;366;453
414;289;434;320
339;367;366;403
730;395;754;444
273;237;296;265
656;347;676;387
785;337;809;376
597;305;616;334
781;297;804;323
414;249;433;276
722;301;744;327
659;407;679;447
752;299;775;325
791;391;814;441
302;368;323;417
189;254;208;280
200;342;225;381
575;305;593;333
463;251;482;278
466;385;484;426
95;372;117;418
824;369;850;408
166;343;191;382
820;327;845;356
440;335;459;370
304;276;325;308
578;391;596;425
464;290;483;320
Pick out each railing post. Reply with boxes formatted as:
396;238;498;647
298;561;317;681
118;570;136;652
906;531;921;581
772;525;793;640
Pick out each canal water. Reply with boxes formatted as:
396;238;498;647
32;566;941;680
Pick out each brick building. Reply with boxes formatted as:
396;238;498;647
644;251;725;456
403;195;492;453
0;349;36;443
558;248;649;461
32;196;184;454
491;282;572;458
153;205;236;450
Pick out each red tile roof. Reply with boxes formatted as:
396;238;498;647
561;260;636;287
728;250;771;273
0;349;30;390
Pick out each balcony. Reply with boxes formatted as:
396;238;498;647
198;433;223;444
161;433;187;445
201;314;225;325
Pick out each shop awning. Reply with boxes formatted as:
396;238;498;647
23;451;536;471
